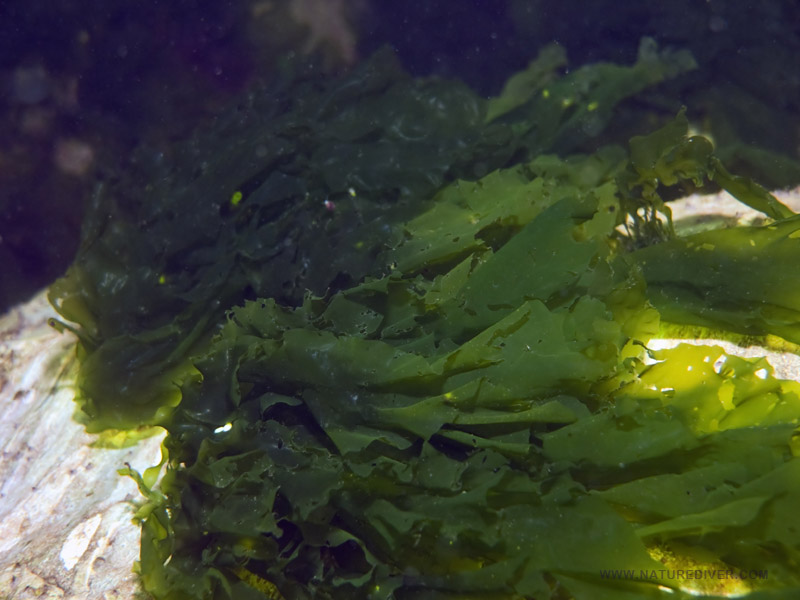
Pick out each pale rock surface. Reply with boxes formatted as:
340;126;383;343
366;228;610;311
0;292;163;600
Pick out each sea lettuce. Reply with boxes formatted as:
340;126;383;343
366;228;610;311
49;42;800;600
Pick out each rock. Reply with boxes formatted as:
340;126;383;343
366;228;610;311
0;291;162;599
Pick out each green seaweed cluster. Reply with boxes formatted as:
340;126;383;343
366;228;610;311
51;41;800;599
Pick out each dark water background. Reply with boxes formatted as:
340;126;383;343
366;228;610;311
1;0;799;312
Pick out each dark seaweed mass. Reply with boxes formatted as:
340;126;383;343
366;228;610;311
48;34;800;600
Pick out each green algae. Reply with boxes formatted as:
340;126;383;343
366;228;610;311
49;43;800;599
